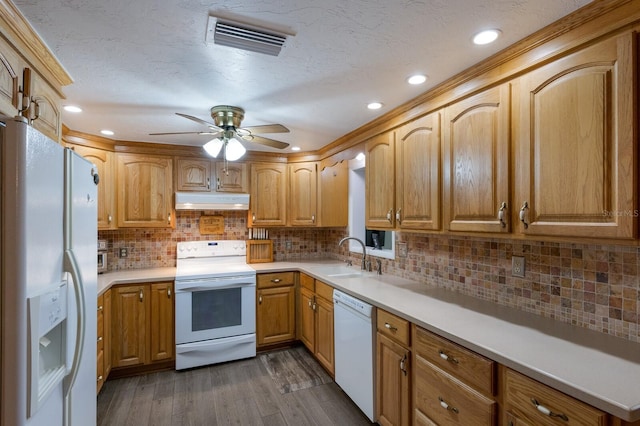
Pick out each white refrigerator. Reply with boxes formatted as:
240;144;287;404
1;116;98;426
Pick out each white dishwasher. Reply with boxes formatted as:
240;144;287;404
333;289;376;422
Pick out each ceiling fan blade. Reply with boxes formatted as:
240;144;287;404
243;134;290;149
241;124;290;134
149;131;222;136
175;113;223;131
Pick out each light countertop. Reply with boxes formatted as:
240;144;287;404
98;260;640;421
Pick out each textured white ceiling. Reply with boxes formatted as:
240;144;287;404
14;0;591;154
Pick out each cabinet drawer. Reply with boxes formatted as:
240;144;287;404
300;272;315;291
503;368;607;426
257;272;295;289
414;326;495;395
414;357;496;426
315;280;333;302
377;308;410;346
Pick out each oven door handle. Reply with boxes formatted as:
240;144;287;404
175;282;255;293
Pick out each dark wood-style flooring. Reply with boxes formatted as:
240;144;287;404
97;349;374;426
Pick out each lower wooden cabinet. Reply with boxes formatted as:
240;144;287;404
298;273;335;375
256;272;296;347
96;289;111;394
502;368;607;426
376;332;411;426
111;282;174;369
413;325;496;425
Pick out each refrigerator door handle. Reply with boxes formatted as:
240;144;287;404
62;248;86;426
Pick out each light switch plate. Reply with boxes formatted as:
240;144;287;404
512;256;525;277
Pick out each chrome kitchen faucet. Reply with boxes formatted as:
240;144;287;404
338;236;367;270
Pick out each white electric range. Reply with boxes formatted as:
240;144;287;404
174;240;256;370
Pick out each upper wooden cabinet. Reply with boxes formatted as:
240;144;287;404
29;70;61;141
514;33;636;239
0;36;22;118
289;162;318;226
318;159;348;227
366;131;396;229
73;145;116;230
116;153;174;228
176;157;211;192
249;162;287;227
443;84;511;234
395;111;442;231
215;161;248;193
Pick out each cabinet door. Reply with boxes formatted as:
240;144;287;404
514;33;635;239
29;71;61;141
299;286;316;352
318;160;348;227
176;158;211;192
396;111;441;231
149;282;174;362
116;153;174;228
377;333;410;426
215;161;248;193
103;289;112;377
249;162;287;226
289;162;318;226
112;285;147;368
443;84;510;233
73;146;116;229
0;37;22;117
96;293;105;393
257;285;296;346
366;131;396;229
314;296;334;375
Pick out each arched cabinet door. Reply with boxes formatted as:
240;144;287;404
366;131;396;229
514;33;635;239
443;84;511;234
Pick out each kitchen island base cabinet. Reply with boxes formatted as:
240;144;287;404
256;272;296;347
110;282;175;376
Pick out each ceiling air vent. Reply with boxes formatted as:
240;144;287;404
207;16;289;56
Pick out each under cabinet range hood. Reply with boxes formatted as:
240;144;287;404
175;192;250;210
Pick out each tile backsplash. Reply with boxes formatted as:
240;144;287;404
100;212;639;343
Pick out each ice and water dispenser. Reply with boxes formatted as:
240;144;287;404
27;282;68;417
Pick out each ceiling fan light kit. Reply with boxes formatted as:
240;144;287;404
149;105;290;157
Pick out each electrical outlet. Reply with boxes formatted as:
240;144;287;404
119;247;128;258
285;241;292;250
398;242;408;258
512;256;525;277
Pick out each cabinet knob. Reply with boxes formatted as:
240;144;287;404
167;213;172;225
311;214;315;223
386;209;393;222
258;295;262;304
97;305;103;312
438;350;459;364
395;209;402;224
271;278;281;283
139;289;143;301
498;202;507;228
108;215;112;224
252;213;256;222
97;375;103;382
97;336;103;343
384;322;398;332
519;201;529;229
167;288;171;298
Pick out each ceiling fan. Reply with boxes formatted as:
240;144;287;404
150;105;290;158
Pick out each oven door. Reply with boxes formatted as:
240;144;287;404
175;274;256;345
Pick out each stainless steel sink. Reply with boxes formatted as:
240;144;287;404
327;272;363;279
313;266;363;279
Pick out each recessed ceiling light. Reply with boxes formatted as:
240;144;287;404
63;105;82;113
100;130;114;136
367;102;383;110
407;74;427;85
473;29;501;45
291;146;301;151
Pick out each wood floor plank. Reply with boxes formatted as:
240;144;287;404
97;348;374;426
